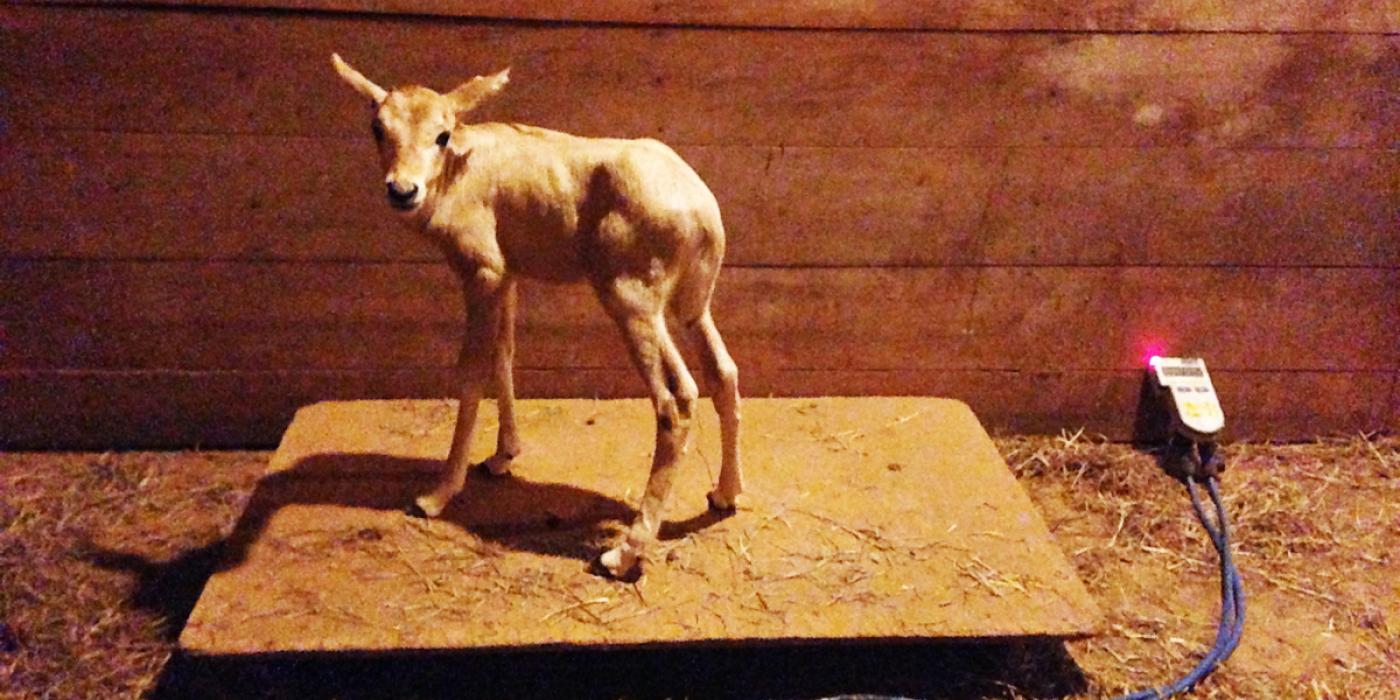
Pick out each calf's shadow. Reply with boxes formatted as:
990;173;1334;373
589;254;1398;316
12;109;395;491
85;452;729;641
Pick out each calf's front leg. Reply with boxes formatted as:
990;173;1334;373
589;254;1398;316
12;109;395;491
415;273;505;517
483;279;520;476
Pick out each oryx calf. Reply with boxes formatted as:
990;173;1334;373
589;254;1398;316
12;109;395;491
331;55;743;579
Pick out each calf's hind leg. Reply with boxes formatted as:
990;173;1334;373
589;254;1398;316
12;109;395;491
598;307;698;580
687;309;743;510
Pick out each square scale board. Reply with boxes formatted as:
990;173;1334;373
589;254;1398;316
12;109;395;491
180;397;1100;654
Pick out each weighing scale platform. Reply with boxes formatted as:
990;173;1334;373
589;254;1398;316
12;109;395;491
180;397;1099;655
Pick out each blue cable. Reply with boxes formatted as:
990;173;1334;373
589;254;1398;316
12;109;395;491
1113;471;1244;699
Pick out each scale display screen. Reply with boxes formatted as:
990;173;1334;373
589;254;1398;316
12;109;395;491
1161;366;1205;378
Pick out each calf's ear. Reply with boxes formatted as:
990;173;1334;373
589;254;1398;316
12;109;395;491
449;67;510;115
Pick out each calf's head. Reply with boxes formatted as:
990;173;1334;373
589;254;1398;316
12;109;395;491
332;54;509;212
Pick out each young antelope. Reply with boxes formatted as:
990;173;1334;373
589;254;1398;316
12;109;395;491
331;55;744;579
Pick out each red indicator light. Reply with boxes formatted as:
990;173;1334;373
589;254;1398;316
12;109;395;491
1140;340;1167;367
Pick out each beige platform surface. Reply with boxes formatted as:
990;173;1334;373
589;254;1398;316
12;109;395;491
180;398;1100;655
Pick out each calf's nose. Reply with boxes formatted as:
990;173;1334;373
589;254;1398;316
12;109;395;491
386;181;419;204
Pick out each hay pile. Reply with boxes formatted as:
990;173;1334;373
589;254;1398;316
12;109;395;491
1000;431;1399;697
0;452;266;697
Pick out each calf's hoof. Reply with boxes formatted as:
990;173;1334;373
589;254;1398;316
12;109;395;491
413;493;449;518
598;543;642;581
706;488;742;512
483;453;514;477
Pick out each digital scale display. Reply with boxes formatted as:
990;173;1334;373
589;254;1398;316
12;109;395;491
1160;366;1205;378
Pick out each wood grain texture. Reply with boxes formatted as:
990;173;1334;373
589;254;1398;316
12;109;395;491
4;131;1395;267
4;262;1395;373
20;0;1400;32
2;369;1390;448
3;7;1395;148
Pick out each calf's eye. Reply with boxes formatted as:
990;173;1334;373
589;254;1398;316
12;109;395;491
371;120;385;142
436;131;451;148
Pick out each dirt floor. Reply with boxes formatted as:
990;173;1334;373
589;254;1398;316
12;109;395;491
1;431;1397;699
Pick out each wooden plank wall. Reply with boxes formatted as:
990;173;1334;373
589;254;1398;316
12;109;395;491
1;2;1396;448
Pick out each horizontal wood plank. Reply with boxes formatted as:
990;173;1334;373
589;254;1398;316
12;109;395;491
967;266;1399;373
4;131;1395;266
3;7;1395;148
1;368;1390;448
0;133;998;266
981;147;1400;266
1;263;981;372
19;0;1398;33
3;262;1394;373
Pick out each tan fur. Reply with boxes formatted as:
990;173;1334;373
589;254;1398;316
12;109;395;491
332;54;743;579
